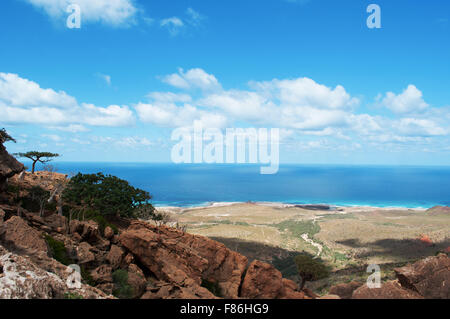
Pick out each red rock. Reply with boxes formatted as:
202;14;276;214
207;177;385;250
141;281;217;299
91;265;113;284
0;143;24;192
394;254;450;299
352;281;423;299
127;264;147;298
0;216;48;254
104;226;114;240
75;242;95;264
106;245;125;269
240;260;284;299
119;221;247;299
329;281;363;299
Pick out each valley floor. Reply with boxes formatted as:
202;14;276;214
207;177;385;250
158;203;450;295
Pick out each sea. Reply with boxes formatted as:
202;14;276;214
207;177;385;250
38;162;450;209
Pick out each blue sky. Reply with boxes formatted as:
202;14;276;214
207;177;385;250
0;0;449;165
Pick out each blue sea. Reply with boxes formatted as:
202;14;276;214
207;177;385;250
43;163;450;208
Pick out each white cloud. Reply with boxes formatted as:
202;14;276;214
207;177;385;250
186;8;204;26
162;68;221;91
251;77;359;109
147;92;192;103
0;73;134;127
96;73;111;86
396;118;447;137
41;133;62;142
380;85;429;114
116;136;152;147
135;102;228;129
49;124;89;133
24;0;138;27
0;72;77;108
160;17;184;35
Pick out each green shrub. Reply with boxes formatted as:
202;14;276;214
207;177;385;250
201;279;223;297
112;269;133;299
64;292;83;299
44;235;94;286
275;220;321;238
44;235;72;266
294;254;330;289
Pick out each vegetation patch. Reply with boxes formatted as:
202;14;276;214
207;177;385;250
274;220;321;238
64;292;83;299
112;269;133;299
44;235;72;266
201;279;223;297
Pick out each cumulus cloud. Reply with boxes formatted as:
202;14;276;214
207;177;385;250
380;85;429;114
0;73;134;126
0;72;77;108
135;102;228;129
162;68;221;91
23;0;138;27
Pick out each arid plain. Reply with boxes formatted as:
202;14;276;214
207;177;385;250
159;203;450;294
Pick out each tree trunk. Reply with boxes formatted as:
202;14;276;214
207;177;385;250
31;161;37;174
300;277;306;290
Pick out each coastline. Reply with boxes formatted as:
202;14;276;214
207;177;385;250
155;201;429;213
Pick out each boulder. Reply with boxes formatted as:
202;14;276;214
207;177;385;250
119;221;248;299
329;281;363;299
141;281;217;299
104;226;114;240
106;245;125;269
240;260;284;299
0;209;4;227
69;220;100;242
0;216;48;254
394;254;449;299
352;281;423;299
69;219;109;250
0;244;111;299
91;265;113;284
0;143;24;192
75;242;95;264
127;264;147;298
279;278;308;299
43;214;67;234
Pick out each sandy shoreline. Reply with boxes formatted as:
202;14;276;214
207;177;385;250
155;201;428;214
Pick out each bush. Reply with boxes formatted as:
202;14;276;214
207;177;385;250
44;235;72;266
294;254;330;289
44;235;94;286
64;292;83;299
63;173;153;219
201;279;223;297
112;269;133;299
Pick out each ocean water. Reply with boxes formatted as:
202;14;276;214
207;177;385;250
45;162;450;208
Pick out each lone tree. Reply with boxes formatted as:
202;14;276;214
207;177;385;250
14;151;60;174
63;173;154;221
0;128;16;144
294;254;330;290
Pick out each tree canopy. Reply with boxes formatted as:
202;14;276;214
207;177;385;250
14;151;60;174
0;128;16;144
62;172;154;219
294;254;330;290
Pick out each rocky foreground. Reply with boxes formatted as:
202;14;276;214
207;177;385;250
0;206;448;299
